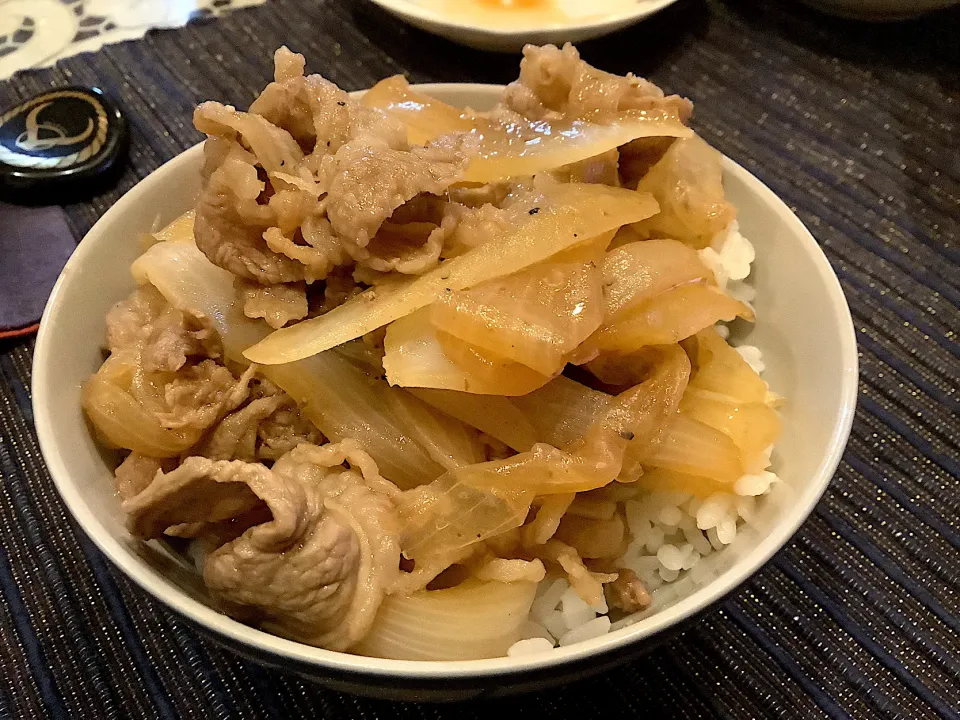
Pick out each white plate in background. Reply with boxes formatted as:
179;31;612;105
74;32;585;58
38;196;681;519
367;0;680;51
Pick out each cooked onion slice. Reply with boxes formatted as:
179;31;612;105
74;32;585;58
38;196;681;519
362;76;693;182
535;540;614;608
632;135;736;249
400;346;689;563
510;375;610;449
602;238;712;318
523;493;575;546
644;412;744;483
634;467;732;498
142;210;195;250
464;115;691;184
245;184;658;365
82;357;202;457
437;331;557;394
384;388;485;471
360;75;476;145
679;389;781;473
584;346;673;389
267;355;452;489
429;239;607;376
400;472;535;561
409;388;539;451
587;283;753;353
689;328;769;403
512;346;691;475
383;309;553;395
354;579;537;660
133;236;473;489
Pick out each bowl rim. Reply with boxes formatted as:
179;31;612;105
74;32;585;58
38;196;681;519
366;0;681;37
33;82;858;680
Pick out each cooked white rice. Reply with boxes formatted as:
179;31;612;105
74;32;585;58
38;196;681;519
507;223;781;657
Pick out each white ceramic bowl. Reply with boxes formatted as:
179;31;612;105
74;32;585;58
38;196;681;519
33;84;858;701
797;0;959;20
367;0;680;52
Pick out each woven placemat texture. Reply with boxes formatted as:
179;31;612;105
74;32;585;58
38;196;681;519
0;0;957;717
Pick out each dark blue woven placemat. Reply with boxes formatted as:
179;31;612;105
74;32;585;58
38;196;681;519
1;1;957;717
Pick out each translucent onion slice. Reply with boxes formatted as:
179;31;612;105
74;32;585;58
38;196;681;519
512;345;690;481
133;237;458;489
82;357;201;457
400;443;615;567
632;135;736;249
584;346;672;389
634;467;732;498
143;210;195;249
267;355;449;489
361;76;693;183
602;238;712;318
437;330;556;394
383;389;485;471
523;493;575;546
383;309;553;395
429;240;606;376
400;473;535;561
384;310;467;391
473;558;546;584
679;389;781;472
644;412;744;483
400;347;689;563
334;339;385;374
463;116;690;184
608;345;692;481
587;282;753;353
409;388;538;452
510;375;610;448
130;236;256;350
245;183;659;365
459;347;691;494
354;579;537;660
360;75;476;145
689;328;768;403
449;442;621;496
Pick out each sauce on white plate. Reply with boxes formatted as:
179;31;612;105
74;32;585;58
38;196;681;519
414;0;643;28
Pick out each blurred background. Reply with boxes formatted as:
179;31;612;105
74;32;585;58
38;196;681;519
1;0;959;79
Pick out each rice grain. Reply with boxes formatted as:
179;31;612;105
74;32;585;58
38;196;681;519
560;588;597;628
558;616;611;646
508;637;556;657
657;544;684;571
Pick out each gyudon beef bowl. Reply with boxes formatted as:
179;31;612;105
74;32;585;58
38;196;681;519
33;44;857;699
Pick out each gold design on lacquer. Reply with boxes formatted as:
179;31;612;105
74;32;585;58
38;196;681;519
0;90;108;170
16;102;96;151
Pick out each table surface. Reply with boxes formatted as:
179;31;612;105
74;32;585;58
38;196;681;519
0;1;957;718
0;0;268;81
